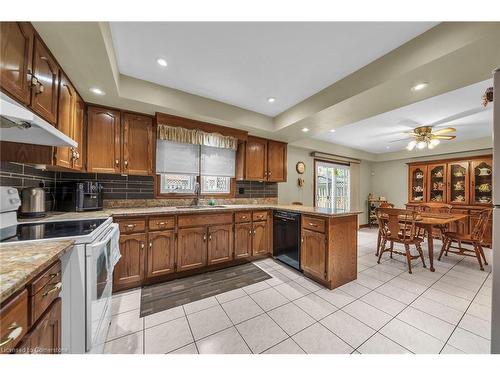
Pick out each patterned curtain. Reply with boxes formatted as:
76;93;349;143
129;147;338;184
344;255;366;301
157;124;238;150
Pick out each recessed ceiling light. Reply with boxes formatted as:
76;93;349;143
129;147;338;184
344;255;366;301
411;82;428;91
330;129;336;133
301;127;309;132
157;58;168;67
267;97;276;103
90;88;105;95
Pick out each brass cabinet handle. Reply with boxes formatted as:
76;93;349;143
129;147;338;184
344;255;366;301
0;323;23;348
115;159;120;166
249;230;252;234
309;223;318;227
124;160;128;168
301;237;304;243
209;235;212;241
203;234;207;241
126;224;136;229
149;242;152;248
42;282;62;297
141;242;145;250
157;221;166;226
241;216;247;219
253;230;256;235
49;272;59;279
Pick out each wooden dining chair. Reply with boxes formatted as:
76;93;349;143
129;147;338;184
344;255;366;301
439;209;491;270
376;207;426;274
375;202;394;256
419;203;453;239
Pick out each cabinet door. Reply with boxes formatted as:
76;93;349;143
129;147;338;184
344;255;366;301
87;106;121;174
447;161;470;205
470;158;493;206
252;220;269;256
177;227;207;271
146;230;176;279
31;37;59;124
114;233;145;291
301;229;326;280
448;208;470;235
0;22;34;105
123;113;153;176
72;94;85;170
207;224;233;265
18;298;61;354
234;222;252;259
267;140;287;182
427;163;447;203
245;136;267;181
408;165;427;203
54;72;75;169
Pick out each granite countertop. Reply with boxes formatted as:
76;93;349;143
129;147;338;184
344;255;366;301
21;205;362;221
0;240;74;304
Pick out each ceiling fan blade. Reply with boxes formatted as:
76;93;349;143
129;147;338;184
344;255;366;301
389;138;411;143
433;127;456;135
432;108;487;127
432;135;456;140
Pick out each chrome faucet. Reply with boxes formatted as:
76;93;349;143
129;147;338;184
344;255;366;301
193;182;201;206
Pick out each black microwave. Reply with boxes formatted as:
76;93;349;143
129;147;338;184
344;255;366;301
55;181;103;212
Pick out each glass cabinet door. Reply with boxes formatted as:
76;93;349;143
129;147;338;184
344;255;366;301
408;165;427;203
427;163;447;202
447;161;469;205
471;158;493;205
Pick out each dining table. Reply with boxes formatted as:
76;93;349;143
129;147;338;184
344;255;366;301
375;211;469;272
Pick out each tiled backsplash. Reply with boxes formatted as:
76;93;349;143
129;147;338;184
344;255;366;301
0;162;278;204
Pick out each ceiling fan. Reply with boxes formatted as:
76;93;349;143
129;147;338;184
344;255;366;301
401;125;456;150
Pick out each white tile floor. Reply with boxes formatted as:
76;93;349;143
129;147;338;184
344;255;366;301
104;228;493;354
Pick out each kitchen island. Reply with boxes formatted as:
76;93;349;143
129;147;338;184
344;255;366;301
21;205;360;292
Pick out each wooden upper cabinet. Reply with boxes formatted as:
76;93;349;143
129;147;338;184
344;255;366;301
301;229;327;281
177;227;207;271
146;230;176;279
470;158;493;206
267;140;287;182
408;165;427;203
207;224;233;265
0;22;34;105
245;136;268;181
426;163;447;203
447;161;470;205
72;94;85;170
113;233;145;291
87;106;121;174
123;113;153;176
31;37;59;124
54;72;76;169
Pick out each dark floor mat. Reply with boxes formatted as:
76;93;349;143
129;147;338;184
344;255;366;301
140;263;271;317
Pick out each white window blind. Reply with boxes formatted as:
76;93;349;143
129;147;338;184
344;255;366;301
156;140;199;175
201;145;235;177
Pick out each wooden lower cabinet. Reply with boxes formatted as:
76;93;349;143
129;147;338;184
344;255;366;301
146;230;176;279
448;208;470;235
177;226;207;271
207;224;233;265
252;220;269;256
301;229;327;281
113;233;145;291
234;222;252;258
18;298;61;354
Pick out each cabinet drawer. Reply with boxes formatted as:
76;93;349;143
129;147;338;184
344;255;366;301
252;211;268;222
178;213;233;228
30;275;62;325
148;216;175;231
117;218;146;234
0;289;29;354
302;215;326;233
29;261;61;296
235;211;252;223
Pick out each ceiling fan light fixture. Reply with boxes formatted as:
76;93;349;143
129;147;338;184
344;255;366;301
430;139;440;147
407;140;417;151
416;141;427;150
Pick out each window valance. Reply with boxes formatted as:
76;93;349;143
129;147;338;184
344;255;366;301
157;124;238;150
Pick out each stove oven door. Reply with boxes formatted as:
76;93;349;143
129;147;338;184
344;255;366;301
85;223;119;352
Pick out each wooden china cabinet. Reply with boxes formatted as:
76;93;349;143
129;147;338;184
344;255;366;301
407;155;493;246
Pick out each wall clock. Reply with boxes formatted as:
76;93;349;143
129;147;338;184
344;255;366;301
296;161;305;174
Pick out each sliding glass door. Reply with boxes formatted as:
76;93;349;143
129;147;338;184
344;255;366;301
315;160;350;211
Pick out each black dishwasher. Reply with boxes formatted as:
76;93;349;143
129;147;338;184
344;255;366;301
273;210;301;271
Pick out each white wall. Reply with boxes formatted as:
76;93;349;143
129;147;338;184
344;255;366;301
278;145;372;225
370;148;493;208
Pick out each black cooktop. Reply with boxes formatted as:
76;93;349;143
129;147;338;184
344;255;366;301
0;219;107;242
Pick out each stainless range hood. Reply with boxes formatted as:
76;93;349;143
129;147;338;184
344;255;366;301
0;92;77;147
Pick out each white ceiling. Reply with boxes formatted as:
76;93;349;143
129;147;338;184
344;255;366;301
313;79;493;154
109;22;437;116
